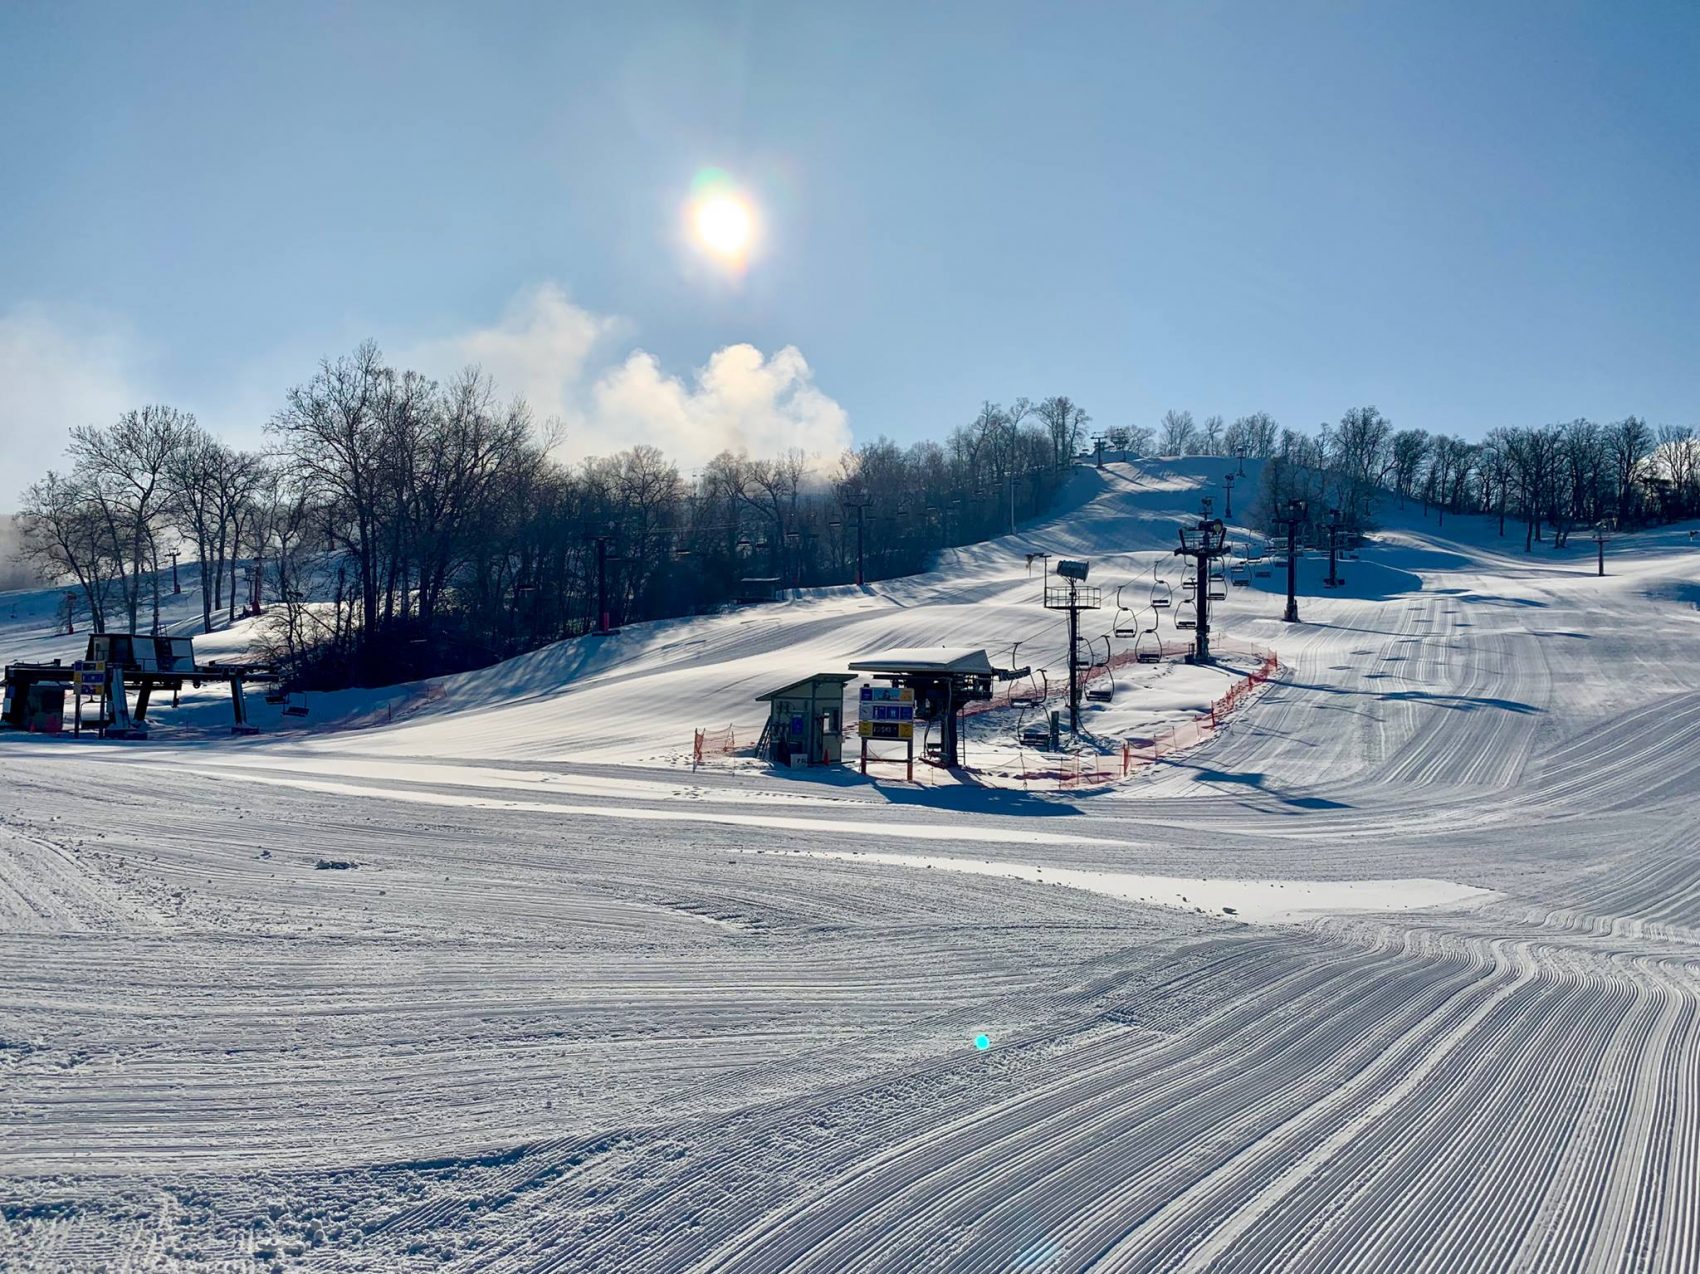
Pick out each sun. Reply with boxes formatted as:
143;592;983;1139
693;192;754;261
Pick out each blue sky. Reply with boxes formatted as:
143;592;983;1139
1;1;1695;479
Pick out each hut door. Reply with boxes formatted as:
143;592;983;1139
817;707;840;764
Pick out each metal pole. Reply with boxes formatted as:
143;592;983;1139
1195;549;1210;664
1067;583;1081;734
1284;517;1300;623
596;536;610;633
170;551;181;595
1597;533;1605;577
1224;474;1235;521
855;506;865;587
1325;510;1342;588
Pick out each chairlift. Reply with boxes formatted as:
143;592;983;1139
1086;635;1115;703
1230;561;1250;587
1007;643;1047;709
1208;571;1227;601
1175;606;1196;631
1113;585;1139;638
282;692;309;719
1135;615;1162;664
1148;560;1171;610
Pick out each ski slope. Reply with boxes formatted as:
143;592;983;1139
4;457;1700;1271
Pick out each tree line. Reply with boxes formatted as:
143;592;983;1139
14;343;1091;688
1094;409;1282;464
1254;409;1700;548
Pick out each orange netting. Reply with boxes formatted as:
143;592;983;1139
692;725;737;767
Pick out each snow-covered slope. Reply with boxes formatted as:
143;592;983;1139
5;457;1700;1271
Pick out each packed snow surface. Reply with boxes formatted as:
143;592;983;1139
3;456;1700;1271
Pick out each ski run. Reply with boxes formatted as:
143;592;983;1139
4;456;1699;1272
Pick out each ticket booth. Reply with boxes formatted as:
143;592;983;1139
756;673;855;767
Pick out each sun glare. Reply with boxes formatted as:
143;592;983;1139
693;192;754;261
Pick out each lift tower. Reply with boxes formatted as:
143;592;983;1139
1324;507;1346;589
1174;516;1230;664
1279;499;1307;623
1043;558;1100;733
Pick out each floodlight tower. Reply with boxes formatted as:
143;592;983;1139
1280;499;1307;623
1322;508;1345;588
1593;519;1612;576
1223;473;1236;520
1043;558;1100;732
843;490;870;586
1174;518;1230;663
590;534;616;633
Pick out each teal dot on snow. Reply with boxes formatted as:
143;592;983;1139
973;1033;991;1051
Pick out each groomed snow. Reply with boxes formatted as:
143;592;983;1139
742;847;1497;923
3;456;1699;1271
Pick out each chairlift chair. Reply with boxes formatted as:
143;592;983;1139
1086;635;1115;703
1113;585;1139;638
1009;657;1047;710
1134;620;1162;664
1208;571;1227;601
1149;561;1171;610
1175;607;1197;630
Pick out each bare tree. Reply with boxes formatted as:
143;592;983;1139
1036;396;1090;469
17;471;114;630
1605;416;1653;521
67;405;195;633
270;342;389;669
1158;410;1196;455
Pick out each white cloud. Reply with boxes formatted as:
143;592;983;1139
0;284;852;510
409;282;851;468
404;282;618;429
0;303;146;500
590;343;851;467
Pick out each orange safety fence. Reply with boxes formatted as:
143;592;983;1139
692;725;737;767
1059;750;1120;788
1113;650;1282;777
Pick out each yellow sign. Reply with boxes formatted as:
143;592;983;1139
859;721;913;740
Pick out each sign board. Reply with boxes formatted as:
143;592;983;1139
858;684;914;740
860;721;912;740
74;660;106;696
